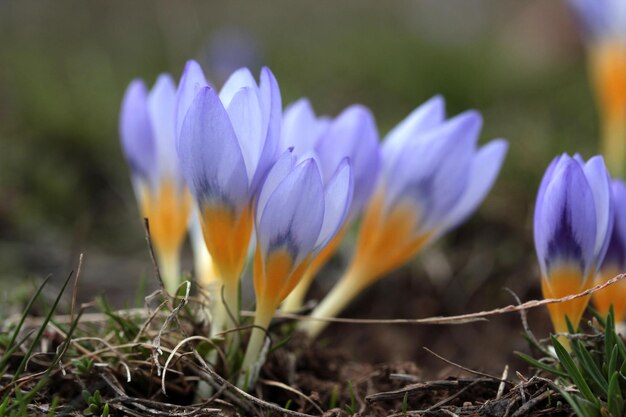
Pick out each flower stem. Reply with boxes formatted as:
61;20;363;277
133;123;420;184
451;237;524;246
281;269;314;312
301;267;366;339
157;250;181;296
239;303;274;390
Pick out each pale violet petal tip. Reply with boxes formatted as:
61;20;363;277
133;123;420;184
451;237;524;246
120;79;156;182
178;86;249;211
441;139;508;233
316;158;354;248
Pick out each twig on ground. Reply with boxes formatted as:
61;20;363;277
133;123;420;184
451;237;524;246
423;347;512;384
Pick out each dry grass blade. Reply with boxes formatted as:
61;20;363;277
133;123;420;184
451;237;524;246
260;273;626;325
259;378;325;414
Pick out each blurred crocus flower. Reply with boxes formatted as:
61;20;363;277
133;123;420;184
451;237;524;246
534;153;612;342
304;96;508;338
569;0;626;175
177;63;281;328
280;99;381;312
120;74;192;294
593;179;626;321
240;151;353;386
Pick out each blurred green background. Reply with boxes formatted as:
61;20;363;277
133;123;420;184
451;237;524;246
0;0;604;369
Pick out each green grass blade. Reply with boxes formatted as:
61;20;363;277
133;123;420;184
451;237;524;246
0;276;51;372
551;336;599;406
572;339;608;395
11;271;73;382
515;351;568;378
607;371;624;417
553;385;597;417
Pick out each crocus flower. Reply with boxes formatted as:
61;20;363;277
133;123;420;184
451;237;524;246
593;179;626;321
120;74;192;294
303;96;508;338
177;64;281;329
280;99;381;312
239;151;353;386
569;0;626;175
534;153;612;342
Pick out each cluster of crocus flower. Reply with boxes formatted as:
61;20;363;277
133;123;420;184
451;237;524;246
302;96;509;337
534;154;613;343
120;60;509;387
569;0;626;176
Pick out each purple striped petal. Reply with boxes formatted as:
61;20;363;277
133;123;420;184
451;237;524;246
178;86;249;212
581;156;613;265
119;79;156;184
257;159;325;266
534;157;597;277
602;180;626;269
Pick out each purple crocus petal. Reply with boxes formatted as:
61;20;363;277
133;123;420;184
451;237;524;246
219;67;257;108
382;95;446;169
282;98;325;153
178;86;249;212
249;67;282;195
119;79;156;184
316;158;354;248
602;180;626;269
534;159;597;277
581;156;614;266
175;60;209;144
226;87;264;184
257;159;325;266
315;105;381;218
569;0;626;40
147;74;178;180
384;111;481;231
439;139;508;234
534;155;567;243
256;149;297;221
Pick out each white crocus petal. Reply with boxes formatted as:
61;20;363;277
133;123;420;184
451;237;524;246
315;159;354;248
439;139;508;234
219;67;257;108
256;150;297;221
226;87;264;184
257;159;325;266
147;74;177;178
582;156;614;263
